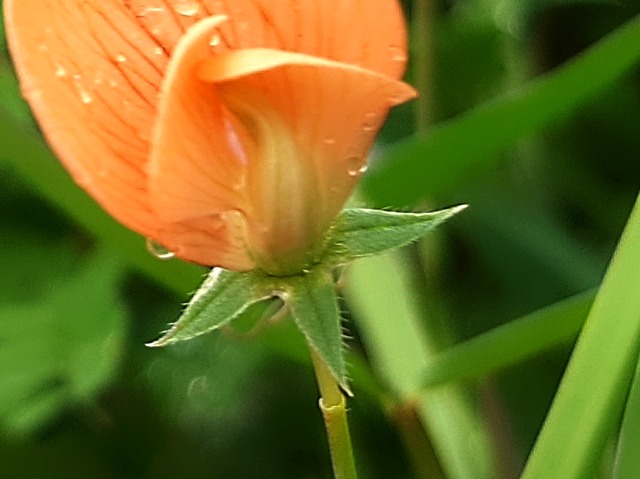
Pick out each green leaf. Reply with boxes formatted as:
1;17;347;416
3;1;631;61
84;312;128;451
421;288;595;388
0;250;127;438
148;268;272;347
614;357;640;479
521;191;640;479
362;13;640;206
325;205;467;263
283;268;347;391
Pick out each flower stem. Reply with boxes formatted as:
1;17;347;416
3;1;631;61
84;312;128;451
310;348;358;479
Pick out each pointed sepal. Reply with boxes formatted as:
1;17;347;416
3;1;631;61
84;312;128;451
280;268;349;393
324;205;467;263
147;268;271;347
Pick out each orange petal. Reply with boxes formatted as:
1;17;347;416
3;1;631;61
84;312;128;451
198;48;417;233
5;2;255;269
142;0;409;80
6;0;411;271
149;15;247;224
197;48;413;86
4;0;166;234
230;0;410;78
157;210;254;270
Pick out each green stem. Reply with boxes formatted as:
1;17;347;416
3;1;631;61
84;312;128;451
310;348;358;479
412;0;435;132
391;401;445;479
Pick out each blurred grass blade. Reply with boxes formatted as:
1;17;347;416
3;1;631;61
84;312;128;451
421;289;595;388
346;252;496;479
613;357;640;479
362;13;640;206
522;191;640;479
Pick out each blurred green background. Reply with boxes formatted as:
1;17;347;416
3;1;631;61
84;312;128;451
1;1;640;478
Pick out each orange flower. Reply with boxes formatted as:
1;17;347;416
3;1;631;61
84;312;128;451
6;0;416;275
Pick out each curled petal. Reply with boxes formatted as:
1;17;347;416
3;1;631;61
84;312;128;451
159;210;254;270
197;48;417;268
149;15;247;223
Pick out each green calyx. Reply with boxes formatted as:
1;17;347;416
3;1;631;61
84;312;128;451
322;205;467;265
148;205;466;388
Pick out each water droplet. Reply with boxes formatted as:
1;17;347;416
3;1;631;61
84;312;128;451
93;69;111;87
132;4;164;18
146;238;175;260
153;46;165;56
209;32;222;48
79;90;93;104
232;177;247;191
388;45;407;63
187;376;209;398
74;173;92;188
346;156;361;177
174;0;200;17
71;74;93;104
346;154;369;177
323;137;337;145
55;64;67;78
221;211;249;234
38;43;49;53
115;53;127;63
361;112;378;133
